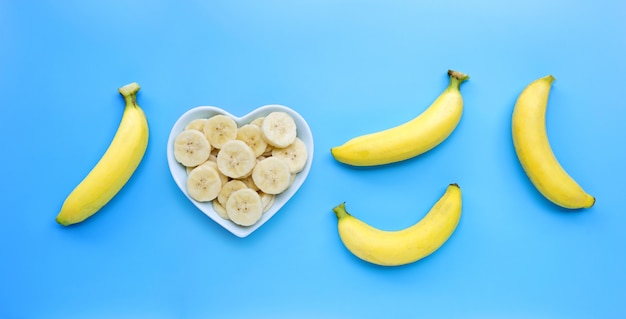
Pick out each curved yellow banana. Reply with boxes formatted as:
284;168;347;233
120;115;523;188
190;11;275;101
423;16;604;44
512;75;594;209
330;70;469;166
332;184;462;266
56;83;149;226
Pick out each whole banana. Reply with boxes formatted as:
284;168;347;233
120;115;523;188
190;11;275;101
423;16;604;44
56;83;149;226
332;184;462;266
512;75;594;209
330;70;469;166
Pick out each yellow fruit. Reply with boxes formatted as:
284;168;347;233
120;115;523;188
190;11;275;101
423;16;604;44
332;184;462;266
512;75;594;209
56;83;149;225
331;70;469;166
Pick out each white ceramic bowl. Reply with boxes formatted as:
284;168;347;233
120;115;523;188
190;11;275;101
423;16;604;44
167;104;314;238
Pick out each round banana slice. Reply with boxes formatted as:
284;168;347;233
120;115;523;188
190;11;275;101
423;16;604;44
259;192;275;213
271;137;308;174
204;114;238;149
186;165;196;175
250;116;264;127
185;118;209;132
216;140;257;179
210;148;220;158
288;173;296;187
226;188;263;226
212;199;229;220
174;130;212;167
238;175;259;191
199;160;229;186
236;124;268;157
262;144;274;157
261;111;297;148
218;180;248;206
186;165;222;202
252;157;292;195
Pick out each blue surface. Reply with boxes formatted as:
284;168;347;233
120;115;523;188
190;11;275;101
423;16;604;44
1;1;625;318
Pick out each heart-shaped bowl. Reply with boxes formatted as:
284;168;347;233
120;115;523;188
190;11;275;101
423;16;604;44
167;104;314;238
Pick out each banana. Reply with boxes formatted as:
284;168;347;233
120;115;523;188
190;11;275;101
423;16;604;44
239;175;259;191
262;144;274;157
216;140;257;179
331;70;469;166
185;118;208;132
261;111;297;148
512;75;595;209
226;188;263;226
332;184;462;266
186;166;195;175
259;191;275;213
204;114;238;149
252;157;292;195
271;137;308;174
218;180;248;206
237;124;268;157
288;172;296;187
212;199;230;220
187;165;222;202
250;116;265;127
56;82;149;226
198;160;229;186
174;130;212;167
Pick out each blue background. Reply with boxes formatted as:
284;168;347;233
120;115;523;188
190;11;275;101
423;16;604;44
1;1;625;318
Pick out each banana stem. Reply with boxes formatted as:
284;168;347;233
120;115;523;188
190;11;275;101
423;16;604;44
447;70;469;90
332;202;350;219
119;82;141;107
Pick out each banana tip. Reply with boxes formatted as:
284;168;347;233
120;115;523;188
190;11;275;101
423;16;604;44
448;70;469;81
118;82;141;96
55;216;70;226
332;202;349;219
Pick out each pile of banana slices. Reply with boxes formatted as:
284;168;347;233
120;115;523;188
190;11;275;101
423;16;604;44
173;111;308;226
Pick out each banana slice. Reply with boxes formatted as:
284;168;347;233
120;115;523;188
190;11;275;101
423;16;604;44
212;200;229;220
288;173;296;187
186;165;196;175
250;116;264;127
252;157;292;195
226;188;263;226
186;165;222;202
271;137;308;174
208;153;218;163
199;160;229;186
174;130;212;167
185;118;209;132
237;124;268;157
218;179;248;206
210;147;220;158
204;114;238;149
216;140;257;179
239;175;259;191
259;192;275;213
261;111;297;148
262;145;274;157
